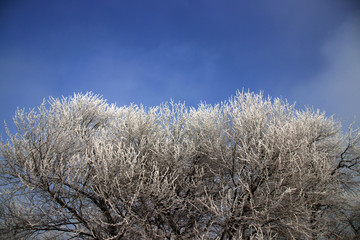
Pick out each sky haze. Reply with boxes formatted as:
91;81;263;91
0;0;359;132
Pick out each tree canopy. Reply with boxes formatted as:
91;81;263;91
0;91;359;239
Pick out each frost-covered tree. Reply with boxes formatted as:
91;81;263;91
0;91;359;239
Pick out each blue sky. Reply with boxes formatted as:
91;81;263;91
0;0;359;133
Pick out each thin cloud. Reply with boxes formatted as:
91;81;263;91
291;16;360;126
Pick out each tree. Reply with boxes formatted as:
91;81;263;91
0;91;359;239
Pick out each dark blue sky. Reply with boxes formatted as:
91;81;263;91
1;0;359;133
